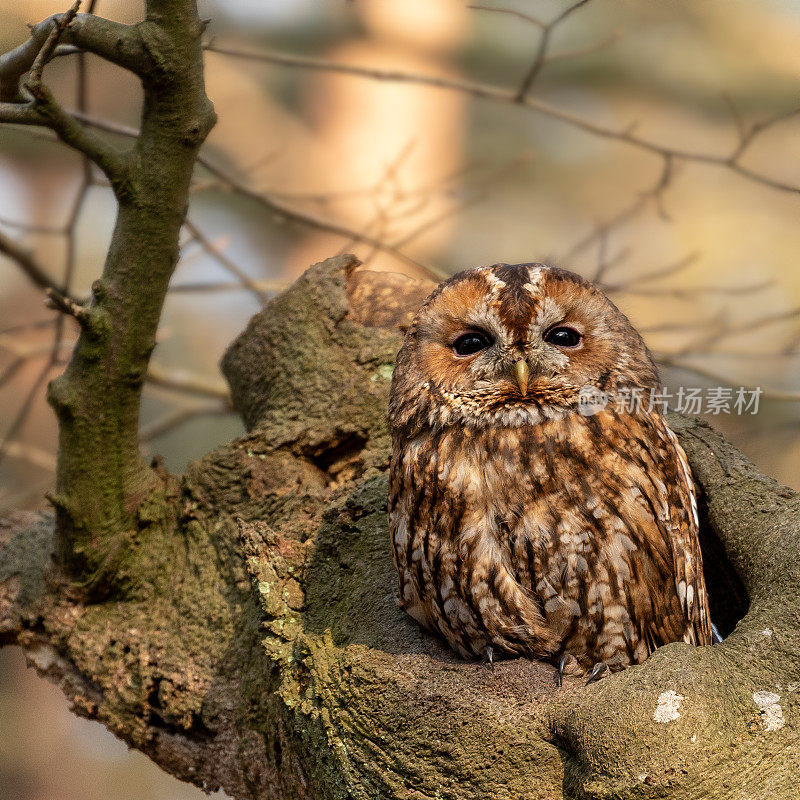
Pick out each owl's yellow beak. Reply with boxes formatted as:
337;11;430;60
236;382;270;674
513;359;530;396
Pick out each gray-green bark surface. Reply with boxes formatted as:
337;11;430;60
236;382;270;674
2;254;798;799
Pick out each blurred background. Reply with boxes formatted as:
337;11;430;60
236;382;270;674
1;1;799;798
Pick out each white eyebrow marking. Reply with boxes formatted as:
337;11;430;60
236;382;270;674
524;265;546;296
534;296;564;329
484;270;507;298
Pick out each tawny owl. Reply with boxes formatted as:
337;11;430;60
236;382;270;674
388;263;713;680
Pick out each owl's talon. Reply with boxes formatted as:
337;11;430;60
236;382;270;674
555;653;578;687
585;662;610;685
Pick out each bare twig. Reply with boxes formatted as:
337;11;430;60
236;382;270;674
467;4;545;29
0;10;149;102
27;1;81;87
608;280;771;299
542;33;620;66
139;403;232;443
0;83;127;182
45;287;90;322
182;218;270;305
195;156;446;279
146;361;231;403
561;157;674;263
203;44;800;196
168;279;287;295
66;110;446;279
514;0;592;102
0;228;80;300
656;355;800;403
0;5;129;183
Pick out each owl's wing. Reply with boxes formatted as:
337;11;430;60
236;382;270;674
611;411;713;653
653;413;714;647
570;409;714;662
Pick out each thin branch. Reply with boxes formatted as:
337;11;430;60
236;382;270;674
0;12;65;100
67;110;446;279
203;44;800;196
139;403;232;443
389;153;532;252
608;279;771;299
670;307;800;359
467;5;545;29
0;11;148;102
146;361;231;403
10;84;127;182
45;287;90;323
514;0;592;102
182;218;270;305
0;228;83;302
729;105;800;163
600;253;699;292
28;2;82;86
168;278;288;295
561;157;673;263
656;355;800;403
195;156;446;280
0;6;129;183
542;33;620;66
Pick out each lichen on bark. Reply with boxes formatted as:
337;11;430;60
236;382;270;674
2;254;799;799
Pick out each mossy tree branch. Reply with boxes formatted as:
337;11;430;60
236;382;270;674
2;256;799;800
0;1;215;591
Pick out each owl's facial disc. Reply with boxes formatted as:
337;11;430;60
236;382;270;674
390;263;661;431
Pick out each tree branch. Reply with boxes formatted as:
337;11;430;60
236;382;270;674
59;110;444;279
4;89;128;183
204;43;800;196
0;6;131;185
2;256;799;799
514;0;591;101
182;218;270;306
0;0;220;591
0;228;82;302
0;11;149;101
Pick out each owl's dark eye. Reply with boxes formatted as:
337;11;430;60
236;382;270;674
452;331;493;357
544;326;582;348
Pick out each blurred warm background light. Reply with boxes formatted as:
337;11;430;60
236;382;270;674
2;1;800;798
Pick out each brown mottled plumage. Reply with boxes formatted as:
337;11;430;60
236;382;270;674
388;263;712;675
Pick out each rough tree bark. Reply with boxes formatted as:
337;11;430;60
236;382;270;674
2;254;799;799
0;4;798;799
0;1;216;591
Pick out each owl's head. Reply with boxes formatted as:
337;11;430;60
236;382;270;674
389;263;659;434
